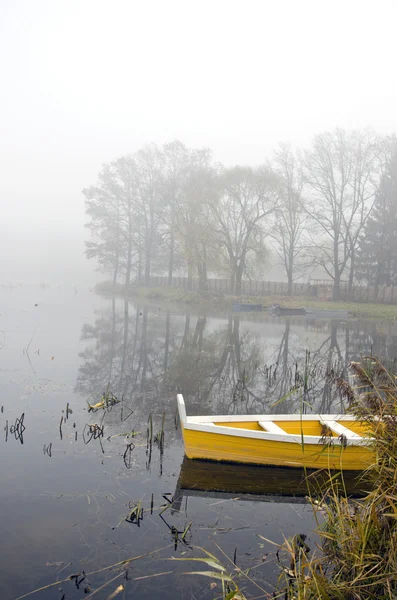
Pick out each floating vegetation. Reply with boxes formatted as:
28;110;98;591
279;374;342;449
83;423;104;444
162;518;192;551
4;412;26;443
159;495;193;549
126;499;144;526
169;544;249;599
107;584;124;599
87;387;120;412
159;492;174;515
69;571;90;592
107;429;140;441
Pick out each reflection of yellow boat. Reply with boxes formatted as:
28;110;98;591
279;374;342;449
172;457;365;508
177;395;374;471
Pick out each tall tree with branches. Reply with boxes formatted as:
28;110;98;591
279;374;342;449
174;148;219;291
160;141;190;284
356;136;397;288
83;161;129;286
269;144;307;295
134;144;164;286
211;165;278;294
302;129;379;300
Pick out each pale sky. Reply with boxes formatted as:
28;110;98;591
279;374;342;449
1;0;397;282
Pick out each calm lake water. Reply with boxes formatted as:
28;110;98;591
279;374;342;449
0;285;394;599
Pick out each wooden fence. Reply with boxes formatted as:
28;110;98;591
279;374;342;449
133;276;397;304
137;276;311;296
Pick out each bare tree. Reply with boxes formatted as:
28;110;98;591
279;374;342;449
83;158;138;289
269;144;307;295
83;164;121;284
302;129;379;300
134;144;164;286
174;148;219;291
160;141;190;284
212;166;278;294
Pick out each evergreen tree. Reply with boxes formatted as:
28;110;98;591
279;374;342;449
356;143;397;287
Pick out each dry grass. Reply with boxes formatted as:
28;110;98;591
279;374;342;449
276;357;397;599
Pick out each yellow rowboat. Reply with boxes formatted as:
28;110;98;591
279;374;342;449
177;394;374;471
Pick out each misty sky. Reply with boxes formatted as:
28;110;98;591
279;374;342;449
1;0;397;283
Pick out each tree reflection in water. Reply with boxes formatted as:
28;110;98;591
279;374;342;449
76;300;397;427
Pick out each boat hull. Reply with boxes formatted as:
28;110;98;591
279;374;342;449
177;394;374;471
181;426;372;470
174;457;366;503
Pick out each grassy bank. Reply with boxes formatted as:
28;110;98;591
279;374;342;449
96;281;397;320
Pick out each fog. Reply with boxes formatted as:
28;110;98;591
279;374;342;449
1;0;397;285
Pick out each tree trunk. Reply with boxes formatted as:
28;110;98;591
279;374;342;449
124;239;132;292
145;232;152;286
112;240;119;285
145;201;155;287
348;251;355;299
113;202;120;286
125;204;133;292
198;250;208;292
287;247;294;296
230;269;236;294
202;245;208;291
287;271;293;296
332;271;341;301
167;230;174;286
112;261;118;286
198;266;208;292
187;259;193;290
235;263;244;296
332;234;340;301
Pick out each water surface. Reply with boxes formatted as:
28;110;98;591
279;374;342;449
0;286;391;599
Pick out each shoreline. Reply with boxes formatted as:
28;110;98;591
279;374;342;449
95;282;397;321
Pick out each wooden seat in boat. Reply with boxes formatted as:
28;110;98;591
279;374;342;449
320;419;362;439
259;421;287;435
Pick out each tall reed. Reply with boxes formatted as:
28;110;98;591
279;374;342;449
278;357;397;599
